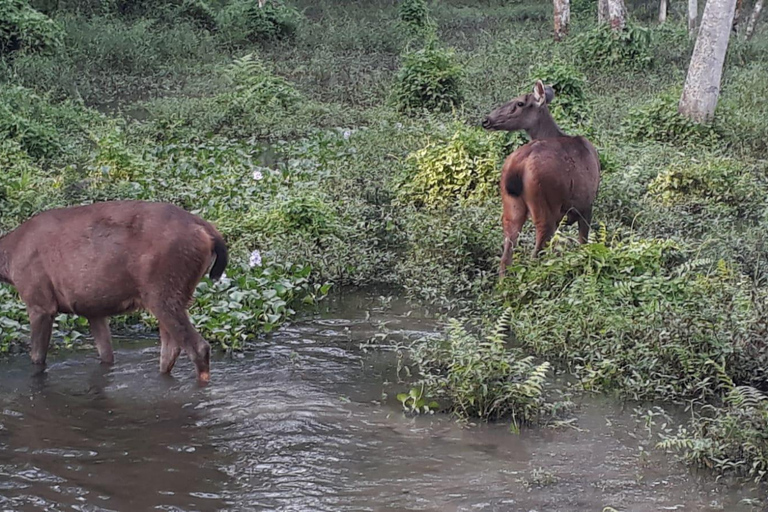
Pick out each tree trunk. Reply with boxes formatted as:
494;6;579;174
679;0;738;123
733;0;743;32
659;0;668;23
745;0;764;39
598;0;610;23
554;0;571;41
689;0;698;34
607;0;627;30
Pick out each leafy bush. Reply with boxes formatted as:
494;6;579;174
398;0;431;31
647;157;767;218
573;23;653;70
176;0;216;31
622;91;719;144
391;39;464;113
223;52;301;110
394;204;500;307
527;60;587;119
217;0;301;45
658;386;768;482
407;309;550;423
264;193;340;238
499;237;756;401
0;285;29;353
0;0;62;55
395;123;522;208
570;0;595;15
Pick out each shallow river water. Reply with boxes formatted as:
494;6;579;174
0;291;762;511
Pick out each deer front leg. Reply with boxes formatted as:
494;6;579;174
29;308;55;366
88;317;114;365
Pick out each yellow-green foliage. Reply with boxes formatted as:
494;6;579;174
647;157;766;216
396;124;523;208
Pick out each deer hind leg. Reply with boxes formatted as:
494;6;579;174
88;317;114;365
147;300;210;383
159;324;182;374
577;207;593;245
531;209;559;259
500;196;528;278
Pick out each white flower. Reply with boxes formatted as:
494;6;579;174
249;249;262;268
342;129;352;140
252;169;264;181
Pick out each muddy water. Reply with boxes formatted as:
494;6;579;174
0;291;762;511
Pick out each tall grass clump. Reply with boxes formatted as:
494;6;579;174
407;309;550;424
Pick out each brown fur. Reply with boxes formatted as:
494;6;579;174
482;80;601;277
0;200;228;383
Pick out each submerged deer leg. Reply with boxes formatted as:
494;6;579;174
28;308;55;366
499;196;528;278
88;317;114;365
158;324;182;374
149;302;210;383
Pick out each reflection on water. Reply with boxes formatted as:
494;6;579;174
0;291;762;511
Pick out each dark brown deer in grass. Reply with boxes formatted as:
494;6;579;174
482;80;601;277
0;200;228;384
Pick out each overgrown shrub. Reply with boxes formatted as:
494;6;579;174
176;0;217;31
391;39;464;113
647;157;767;218
717;63;768;154
0;85;97;159
395;123;522;208
0;0;62;55
658;386;768;482
573;23;653;70
407;309;550;423
217;0;301;45
499;236;756;401
622;91;719;144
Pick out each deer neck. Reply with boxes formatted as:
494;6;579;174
526;108;566;140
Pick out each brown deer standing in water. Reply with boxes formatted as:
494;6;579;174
0;200;228;384
482;80;601;277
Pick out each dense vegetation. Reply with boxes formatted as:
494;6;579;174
1;0;768;487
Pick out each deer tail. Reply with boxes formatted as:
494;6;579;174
208;229;228;281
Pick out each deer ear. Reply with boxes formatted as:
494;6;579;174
544;85;555;104
533;80;547;106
